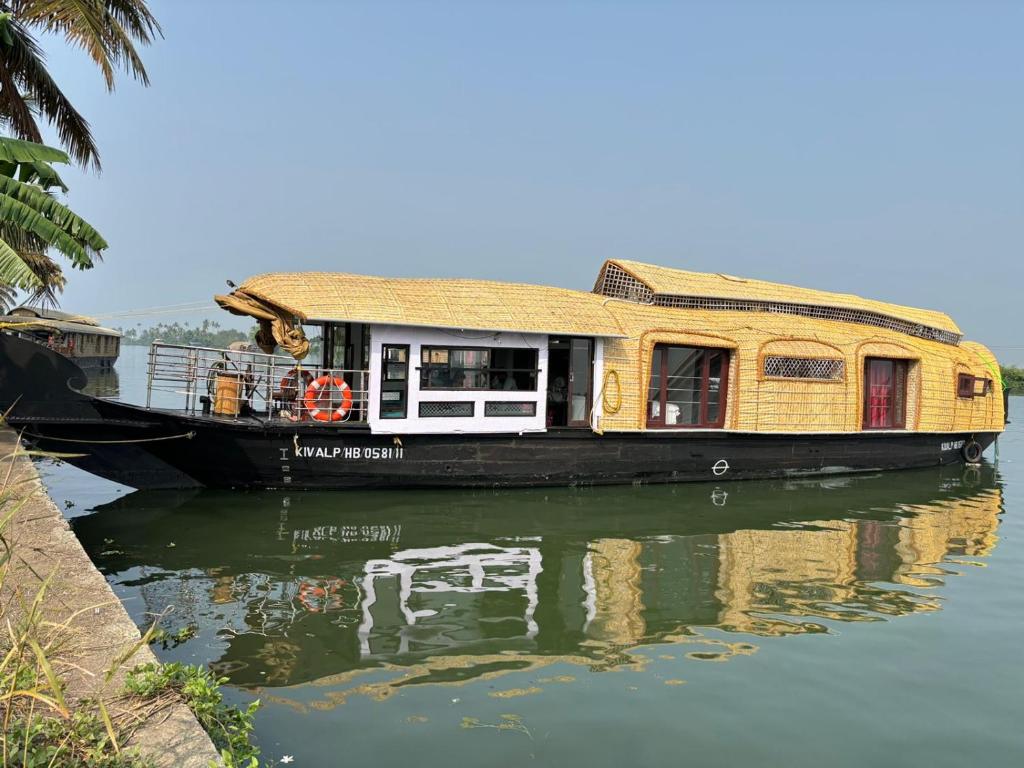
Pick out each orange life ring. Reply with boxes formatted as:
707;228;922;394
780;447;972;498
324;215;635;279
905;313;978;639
303;375;353;422
297;578;347;613
280;367;314;400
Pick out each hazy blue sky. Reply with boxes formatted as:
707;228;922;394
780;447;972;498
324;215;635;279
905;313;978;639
35;0;1023;362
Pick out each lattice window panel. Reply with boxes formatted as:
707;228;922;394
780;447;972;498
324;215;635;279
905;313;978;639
764;356;845;381
650;295;961;346
418;401;474;418
484;401;537;417
593;264;961;346
594;263;654;304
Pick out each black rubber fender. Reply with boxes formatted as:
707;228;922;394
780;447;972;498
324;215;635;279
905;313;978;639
962;440;983;464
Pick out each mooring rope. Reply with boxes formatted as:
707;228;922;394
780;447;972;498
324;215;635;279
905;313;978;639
21;431;196;445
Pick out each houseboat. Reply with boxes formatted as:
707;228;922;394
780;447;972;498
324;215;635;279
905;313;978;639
0;306;120;370
0;260;1006;490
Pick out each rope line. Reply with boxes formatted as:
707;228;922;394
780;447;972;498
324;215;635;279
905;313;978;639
602;369;622;414
22;431;196;445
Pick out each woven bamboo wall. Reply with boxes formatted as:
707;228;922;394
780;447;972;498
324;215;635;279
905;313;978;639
597;302;1004;434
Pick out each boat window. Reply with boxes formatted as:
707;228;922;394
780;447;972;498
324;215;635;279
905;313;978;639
763;356;844;381
646;345;729;428
380;345;409;418
863;358;908;429
420;347;538;391
957;373;992;399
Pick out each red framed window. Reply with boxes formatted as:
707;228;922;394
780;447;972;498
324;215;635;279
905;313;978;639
647;345;729;428
863;358;908;429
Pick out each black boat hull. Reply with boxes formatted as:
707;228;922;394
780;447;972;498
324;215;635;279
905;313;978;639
10;401;998;491
0;333;999;491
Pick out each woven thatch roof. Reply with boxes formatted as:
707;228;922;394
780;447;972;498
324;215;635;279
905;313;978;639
8;306;101;327
0;315;120;337
598;259;960;337
216;272;627;337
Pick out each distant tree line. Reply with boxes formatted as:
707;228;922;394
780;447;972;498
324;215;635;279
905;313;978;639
1002;366;1024;394
119;320;324;358
118;320;255;347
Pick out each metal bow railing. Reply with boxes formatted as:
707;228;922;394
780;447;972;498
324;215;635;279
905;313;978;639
146;341;369;423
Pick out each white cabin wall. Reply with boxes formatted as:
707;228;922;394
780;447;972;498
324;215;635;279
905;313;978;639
368;325;550;435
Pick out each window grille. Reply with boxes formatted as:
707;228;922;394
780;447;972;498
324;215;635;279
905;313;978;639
764;356;845;381
484;401;537;417
593;263;654;304
419;401;474;418
651;296;961;346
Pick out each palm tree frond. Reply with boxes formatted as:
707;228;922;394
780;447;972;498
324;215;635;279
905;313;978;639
0;220;65;300
0;15;100;168
0;136;105;305
0;188;101;268
0;16;44;145
17;159;67;191
0;135;69;165
12;0;162;90
0;174;106;250
18;246;66;303
0;233;42;290
0;281;16;312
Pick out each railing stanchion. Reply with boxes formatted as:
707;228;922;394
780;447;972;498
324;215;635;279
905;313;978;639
269;360;277;416
185;347;197;413
146;342;157;409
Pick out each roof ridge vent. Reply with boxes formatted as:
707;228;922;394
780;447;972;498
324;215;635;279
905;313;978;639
594;262;654;304
593;260;961;346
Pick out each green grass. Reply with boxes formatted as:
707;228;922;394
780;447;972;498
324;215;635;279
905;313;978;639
125;663;260;765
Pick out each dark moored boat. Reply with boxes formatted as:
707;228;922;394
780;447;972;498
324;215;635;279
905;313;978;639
0;260;1006;490
0;306;120;371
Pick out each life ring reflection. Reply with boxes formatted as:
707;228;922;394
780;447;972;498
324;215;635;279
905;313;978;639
712;459;730;477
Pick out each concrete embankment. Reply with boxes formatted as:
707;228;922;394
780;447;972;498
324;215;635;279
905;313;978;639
0;428;219;767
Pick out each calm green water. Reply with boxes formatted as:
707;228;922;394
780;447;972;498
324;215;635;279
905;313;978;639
36;347;1024;767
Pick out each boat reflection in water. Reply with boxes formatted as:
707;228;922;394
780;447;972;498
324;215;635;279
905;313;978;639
79;366;120;399
73;465;1002;706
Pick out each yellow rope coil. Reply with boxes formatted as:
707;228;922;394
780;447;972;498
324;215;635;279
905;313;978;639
603;369;622;414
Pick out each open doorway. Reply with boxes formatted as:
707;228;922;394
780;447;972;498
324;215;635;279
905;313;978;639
547;337;592;427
